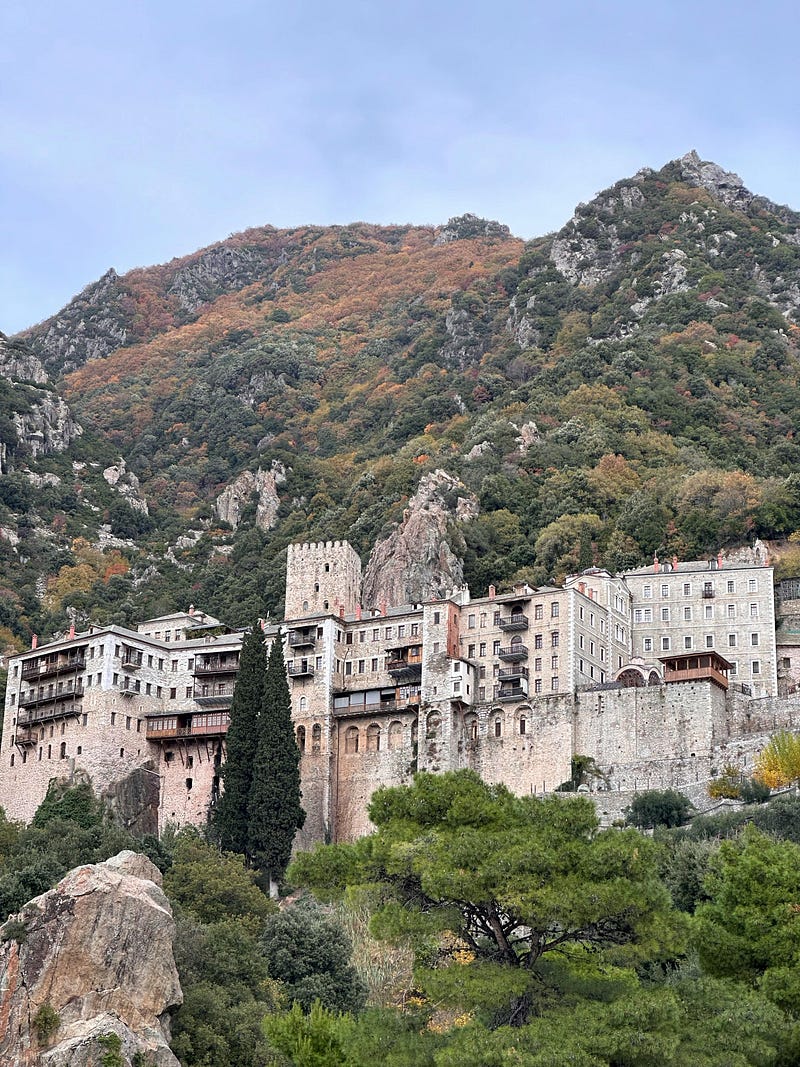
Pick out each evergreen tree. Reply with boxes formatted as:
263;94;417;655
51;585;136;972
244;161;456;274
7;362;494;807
211;622;267;857
248;631;305;896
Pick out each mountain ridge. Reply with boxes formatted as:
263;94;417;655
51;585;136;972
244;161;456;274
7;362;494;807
3;152;800;648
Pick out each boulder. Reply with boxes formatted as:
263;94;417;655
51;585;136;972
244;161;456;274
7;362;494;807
0;850;182;1066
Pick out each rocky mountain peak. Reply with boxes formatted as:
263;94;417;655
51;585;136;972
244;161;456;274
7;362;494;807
677;149;754;211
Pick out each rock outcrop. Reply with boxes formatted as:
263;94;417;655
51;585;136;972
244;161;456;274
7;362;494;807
0;850;182;1066
103;458;149;514
215;461;287;531
362;469;478;609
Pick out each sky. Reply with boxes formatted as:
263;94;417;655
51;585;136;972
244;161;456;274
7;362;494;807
1;0;798;334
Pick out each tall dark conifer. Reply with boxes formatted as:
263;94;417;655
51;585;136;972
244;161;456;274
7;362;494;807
211;622;267;857
248;631;305;896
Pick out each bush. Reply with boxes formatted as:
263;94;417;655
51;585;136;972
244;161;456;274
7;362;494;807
625;790;694;829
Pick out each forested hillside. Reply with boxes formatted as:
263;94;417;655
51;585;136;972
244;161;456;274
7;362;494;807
3;151;800;647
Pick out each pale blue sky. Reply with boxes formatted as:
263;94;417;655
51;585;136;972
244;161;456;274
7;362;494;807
1;0;798;334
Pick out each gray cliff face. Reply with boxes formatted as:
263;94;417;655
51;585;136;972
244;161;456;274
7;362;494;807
0;850;182;1067
677;149;756;212
214;461;287;531
0;333;82;467
167;242;282;313
25;268;130;373
361;469;479;609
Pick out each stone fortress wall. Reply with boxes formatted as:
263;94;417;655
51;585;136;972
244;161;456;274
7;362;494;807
1;540;798;842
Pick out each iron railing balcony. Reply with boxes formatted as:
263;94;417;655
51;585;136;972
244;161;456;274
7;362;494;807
16;702;82;726
19;684;85;709
193;684;236;706
498;665;529;681
498;645;528;662
288;631;316;649
497;686;528;703
288;663;315;678
498;614;529;632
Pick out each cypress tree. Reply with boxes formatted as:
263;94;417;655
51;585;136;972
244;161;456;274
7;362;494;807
248;630;305;896
211;622;267;857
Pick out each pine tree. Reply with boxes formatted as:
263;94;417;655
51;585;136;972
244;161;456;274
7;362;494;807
249;631;305;896
211;622;267;857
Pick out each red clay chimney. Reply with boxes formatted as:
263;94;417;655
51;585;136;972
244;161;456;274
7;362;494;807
488;585;496;599
31;634;38;649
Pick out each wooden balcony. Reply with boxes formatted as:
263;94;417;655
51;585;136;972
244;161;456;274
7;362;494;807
194;658;239;676
19;684;85;710
660;652;730;691
16;702;82;726
21;655;85;681
146;714;229;741
387;657;422;678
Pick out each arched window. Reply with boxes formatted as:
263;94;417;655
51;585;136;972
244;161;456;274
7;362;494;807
494;717;502;738
344;726;359;754
464;713;478;742
60;741;67;759
426;712;441;739
366;723;381;752
299;695;308;712
519;715;527;736
296;725;306;752
411;720;418;747
302;600;309;612
510;634;523;648
312;723;322;752
388;720;403;750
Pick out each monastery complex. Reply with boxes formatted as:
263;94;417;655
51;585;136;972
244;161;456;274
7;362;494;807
3;538;800;842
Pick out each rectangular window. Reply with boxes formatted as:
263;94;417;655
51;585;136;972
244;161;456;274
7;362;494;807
748;579;757;592
372;628;379;641
684;636;692;649
358;660;365;673
493;611;501;625
534;605;543;620
643;585;652;599
534;678;542;693
397;625;405;637
706;635;714;648
551;655;558;669
479;686;485;700
643;637;653;652
551;632;559;647
156;686;162;697
727;604;736;618
751;633;759;646
385;626;393;638
315;656;322;669
661;637;670;651
146;683;151;695
643;608;652;622
551;677;559;691
727;580;735;593
750;604;758;618
345;662;352;676
535;634;543;649
433;641;440;653
158;658;164;670
551;603;559;618
729;661;738;675
661;584;669;598
468;614;476;628
359;631;366;642
468;644;476;658
371;657;378;671
634;609;642;623
661;607;670;621
171;660;178;672
493;640;501;654
534;657;542;672
683;583;691;596
479;665;486;679
728;634;737;647
705;605;713;618
170;688;176;699
433;611;441;625
479;642;487;656
186;686;192;698
752;660;761;675
411;623;419;636
683;606;692;621
346;632;353;645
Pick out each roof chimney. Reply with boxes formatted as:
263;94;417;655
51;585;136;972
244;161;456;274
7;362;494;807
355;604;362;620
380;600;387;617
672;556;678;569
339;606;345;618
488;585;496;600
653;553;660;573
31;634;38;650
717;552;723;569
69;624;75;640
189;603;195;615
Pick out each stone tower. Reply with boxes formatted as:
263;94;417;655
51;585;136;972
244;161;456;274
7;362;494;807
285;540;362;619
